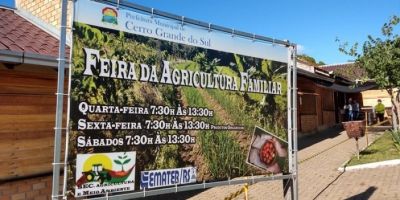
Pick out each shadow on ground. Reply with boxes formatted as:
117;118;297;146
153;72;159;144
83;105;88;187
140;189;205;200
298;124;391;151
366;126;392;132
360;149;378;155
298;126;344;150
344;186;377;200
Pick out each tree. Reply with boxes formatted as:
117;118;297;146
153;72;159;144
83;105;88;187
338;16;400;129
297;54;326;66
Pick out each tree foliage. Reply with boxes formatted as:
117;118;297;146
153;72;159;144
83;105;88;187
297;54;325;66
338;16;400;128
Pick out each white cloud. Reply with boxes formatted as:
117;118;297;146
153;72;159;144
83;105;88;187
297;44;305;54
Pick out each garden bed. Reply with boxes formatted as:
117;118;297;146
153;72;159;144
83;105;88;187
347;132;400;166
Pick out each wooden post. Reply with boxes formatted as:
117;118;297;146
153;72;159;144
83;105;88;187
244;183;249;200
356;138;360;160
364;111;369;146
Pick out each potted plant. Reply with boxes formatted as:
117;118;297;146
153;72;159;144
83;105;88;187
342;120;366;139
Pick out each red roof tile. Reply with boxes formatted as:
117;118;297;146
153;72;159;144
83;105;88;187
0;7;69;58
320;63;368;81
320;63;355;72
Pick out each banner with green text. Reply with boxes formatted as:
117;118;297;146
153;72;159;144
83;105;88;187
68;0;289;197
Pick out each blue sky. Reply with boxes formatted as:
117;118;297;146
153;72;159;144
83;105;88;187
1;0;399;64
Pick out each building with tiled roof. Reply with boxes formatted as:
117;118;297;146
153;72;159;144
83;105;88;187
295;60;369;134
321;62;393;114
320;62;354;72
320;62;368;81
0;6;70;67
0;3;71;199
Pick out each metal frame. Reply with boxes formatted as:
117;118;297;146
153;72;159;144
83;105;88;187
284;45;298;200
291;45;299;200
51;0;299;199
51;0;68;199
286;46;294;200
89;174;293;200
62;1;76;197
94;0;295;47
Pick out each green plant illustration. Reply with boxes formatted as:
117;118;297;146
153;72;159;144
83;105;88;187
114;152;131;171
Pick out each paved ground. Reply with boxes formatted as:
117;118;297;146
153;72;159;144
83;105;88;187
186;127;400;200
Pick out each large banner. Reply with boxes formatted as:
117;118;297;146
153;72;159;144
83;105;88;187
68;0;289;197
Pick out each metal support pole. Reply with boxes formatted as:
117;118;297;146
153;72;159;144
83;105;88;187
52;0;68;199
287;47;293;175
62;1;75;197
285;45;298;200
292;45;299;200
284;46;293;200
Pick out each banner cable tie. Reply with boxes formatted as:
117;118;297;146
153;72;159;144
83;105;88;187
54;92;69;96
52;162;65;166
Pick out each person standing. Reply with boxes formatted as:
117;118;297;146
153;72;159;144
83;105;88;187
353;100;360;120
347;98;353;121
375;99;385;122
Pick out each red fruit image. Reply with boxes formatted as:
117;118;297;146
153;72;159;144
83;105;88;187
259;139;276;165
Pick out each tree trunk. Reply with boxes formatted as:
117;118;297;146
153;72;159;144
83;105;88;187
390;89;400;130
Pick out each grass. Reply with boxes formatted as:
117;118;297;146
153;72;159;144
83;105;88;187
181;86;248;179
206;88;287;139
216;66;238;77
347;131;400;166
174;61;198;70
169;61;286;176
206;89;256;132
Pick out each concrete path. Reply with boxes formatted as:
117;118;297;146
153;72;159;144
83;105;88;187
188;127;400;200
